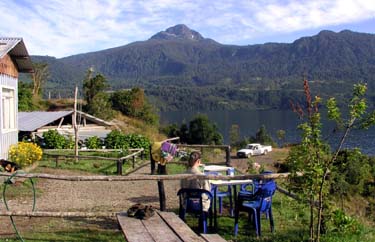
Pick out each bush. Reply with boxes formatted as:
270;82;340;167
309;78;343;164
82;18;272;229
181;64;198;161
43;130;67;149
85;136;102;149
104;130;151;150
123;133;151;151
328;209;363;234
104;130;126;149
9;142;43;167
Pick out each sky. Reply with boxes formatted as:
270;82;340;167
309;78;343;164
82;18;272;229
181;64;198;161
1;0;374;58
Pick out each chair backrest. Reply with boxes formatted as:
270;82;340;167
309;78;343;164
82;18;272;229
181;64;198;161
240;180;259;195
256;180;277;212
177;188;213;213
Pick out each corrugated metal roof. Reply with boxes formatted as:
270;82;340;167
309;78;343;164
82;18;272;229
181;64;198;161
0;37;33;73
19;111;73;132
18;111;113;132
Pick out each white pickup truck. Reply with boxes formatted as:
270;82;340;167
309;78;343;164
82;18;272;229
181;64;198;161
236;143;272;158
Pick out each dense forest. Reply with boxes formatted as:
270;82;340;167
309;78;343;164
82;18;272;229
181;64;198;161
26;24;375;111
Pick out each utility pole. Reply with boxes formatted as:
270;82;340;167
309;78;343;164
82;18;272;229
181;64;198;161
73;86;79;160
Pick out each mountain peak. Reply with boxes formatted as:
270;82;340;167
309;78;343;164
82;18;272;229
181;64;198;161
150;24;204;41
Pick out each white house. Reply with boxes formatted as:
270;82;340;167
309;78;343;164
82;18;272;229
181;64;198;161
0;37;33;158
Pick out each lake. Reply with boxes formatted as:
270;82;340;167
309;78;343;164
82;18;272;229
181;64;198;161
160;110;375;156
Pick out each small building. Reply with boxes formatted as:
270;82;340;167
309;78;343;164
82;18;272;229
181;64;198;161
0;37;33;158
18;110;115;142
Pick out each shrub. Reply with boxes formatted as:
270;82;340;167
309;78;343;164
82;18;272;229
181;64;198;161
104;130;151;150
123;134;151;151
85;136;102;149
43;130;67;149
9;142;43;167
104;130;126;149
328;209;363;234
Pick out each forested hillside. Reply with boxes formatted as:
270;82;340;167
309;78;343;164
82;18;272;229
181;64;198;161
28;24;375;111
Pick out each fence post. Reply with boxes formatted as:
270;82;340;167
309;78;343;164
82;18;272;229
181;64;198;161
55;156;59;167
225;146;231;166
132;156;135;168
117;159;122;175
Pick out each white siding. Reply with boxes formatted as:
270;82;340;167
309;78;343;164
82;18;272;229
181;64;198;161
0;73;18;159
1;130;18;158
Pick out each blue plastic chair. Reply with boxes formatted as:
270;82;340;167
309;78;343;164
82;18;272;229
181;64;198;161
177;188;213;234
205;171;233;216
234;178;277;236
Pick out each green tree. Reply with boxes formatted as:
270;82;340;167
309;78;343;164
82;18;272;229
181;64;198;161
83;73;108;109
188;114;223;145
88;92;114;120
286;80;375;242
111;87;158;125
18;81;36;111
82;72;114;119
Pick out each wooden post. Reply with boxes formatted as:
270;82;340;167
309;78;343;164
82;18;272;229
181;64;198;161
150;146;156;175
158;180;166;211
55;156;59;167
132;156;135;168
117;159;122;175
226;146;231;166
73;86;79;161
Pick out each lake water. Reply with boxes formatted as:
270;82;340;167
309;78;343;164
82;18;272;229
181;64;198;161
160;110;375;156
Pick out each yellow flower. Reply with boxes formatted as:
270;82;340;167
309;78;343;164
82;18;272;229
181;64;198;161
8;142;43;168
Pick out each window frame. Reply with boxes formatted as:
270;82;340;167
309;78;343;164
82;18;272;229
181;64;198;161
1;85;17;133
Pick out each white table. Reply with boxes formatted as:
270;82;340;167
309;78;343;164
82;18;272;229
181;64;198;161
203;165;233;172
209;179;254;230
210;179;253;185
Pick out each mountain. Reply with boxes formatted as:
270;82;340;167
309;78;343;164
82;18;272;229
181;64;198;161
29;25;375;111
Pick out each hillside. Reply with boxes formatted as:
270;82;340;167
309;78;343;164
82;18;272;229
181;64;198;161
29;25;375;111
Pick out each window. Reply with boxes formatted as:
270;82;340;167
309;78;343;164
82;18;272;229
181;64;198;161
2;87;16;130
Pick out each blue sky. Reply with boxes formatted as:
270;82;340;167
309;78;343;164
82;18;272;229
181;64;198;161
1;0;374;58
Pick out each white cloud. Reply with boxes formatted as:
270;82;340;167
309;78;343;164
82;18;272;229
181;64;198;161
0;0;374;57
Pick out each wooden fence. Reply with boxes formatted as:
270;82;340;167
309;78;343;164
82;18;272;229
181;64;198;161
0;171;292;218
43;148;145;175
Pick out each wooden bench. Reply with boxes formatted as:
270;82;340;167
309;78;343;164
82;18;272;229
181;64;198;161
117;211;227;242
200;233;227;242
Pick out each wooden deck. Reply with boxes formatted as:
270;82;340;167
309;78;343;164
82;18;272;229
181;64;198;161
117;211;226;242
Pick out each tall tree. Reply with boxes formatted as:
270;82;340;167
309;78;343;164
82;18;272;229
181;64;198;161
83;73;108;106
188;114;223;145
31;62;49;98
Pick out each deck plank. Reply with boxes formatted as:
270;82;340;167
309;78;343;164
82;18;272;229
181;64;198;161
158;211;204;242
200;233;227;242
142;212;182;242
117;213;154;242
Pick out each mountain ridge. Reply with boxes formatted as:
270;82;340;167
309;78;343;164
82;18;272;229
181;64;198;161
29;25;375;111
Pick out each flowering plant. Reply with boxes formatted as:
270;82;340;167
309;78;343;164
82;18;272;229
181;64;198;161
8;142;43;167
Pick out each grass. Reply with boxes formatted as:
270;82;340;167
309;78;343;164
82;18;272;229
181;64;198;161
1;217;124;242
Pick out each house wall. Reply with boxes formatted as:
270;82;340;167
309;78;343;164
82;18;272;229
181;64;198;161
0;54;19;159
0;54;18;77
